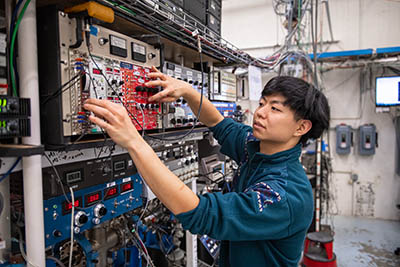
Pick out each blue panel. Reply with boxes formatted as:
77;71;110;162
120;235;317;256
43;174;143;248
376;46;400;54
211;101;237;118
309;49;373;60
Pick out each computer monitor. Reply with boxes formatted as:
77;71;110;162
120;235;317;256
375;76;400;106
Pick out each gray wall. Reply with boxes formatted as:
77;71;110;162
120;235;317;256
222;0;400;220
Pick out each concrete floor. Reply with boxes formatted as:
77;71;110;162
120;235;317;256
332;215;400;267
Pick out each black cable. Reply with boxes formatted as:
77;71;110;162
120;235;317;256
0;157;22;183
145;47;205;141
41;71;84;105
85;37;145;132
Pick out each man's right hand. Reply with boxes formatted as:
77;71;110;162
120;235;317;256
146;66;192;103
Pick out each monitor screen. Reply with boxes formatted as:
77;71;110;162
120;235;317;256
376;76;400;106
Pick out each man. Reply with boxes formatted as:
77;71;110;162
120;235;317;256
84;67;330;266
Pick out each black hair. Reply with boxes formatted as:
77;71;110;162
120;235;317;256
261;76;330;145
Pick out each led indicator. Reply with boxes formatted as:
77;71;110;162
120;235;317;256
85;191;102;207
93;68;101;75
121;182;133;193
62;197;82;215
104;186;118;200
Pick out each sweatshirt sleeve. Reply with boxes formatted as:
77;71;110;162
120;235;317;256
175;182;290;241
209;118;252;163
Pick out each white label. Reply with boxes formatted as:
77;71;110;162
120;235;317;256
122;177;132;183
0;56;6;67
0;33;6;54
0;240;6;249
187;71;193;76
107;181;116;187
110;35;127;49
176;107;185;117
175;67;182;73
133;43;146;55
175;73;181;79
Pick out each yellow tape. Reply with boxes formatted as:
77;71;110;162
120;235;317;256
64;1;114;23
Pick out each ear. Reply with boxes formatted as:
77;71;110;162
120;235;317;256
294;119;312;137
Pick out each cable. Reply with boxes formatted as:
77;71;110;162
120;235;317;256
10;0;32;96
68;187;75;267
46;256;67;267
86;40;146;132
0;157;22;183
17;227;41;267
145;39;205;141
41;71;84;105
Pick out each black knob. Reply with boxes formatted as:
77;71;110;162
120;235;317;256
53;230;62;238
187;147;192;153
79;214;88;225
155;104;160;109
183;118;188;124
182;99;187;104
189;80;193;84
119;81;124;86
170;118;176;124
185;160;190;166
9;124;17;131
184;78;188;82
111;79;117;85
190;158;195;163
177;77;182;80
189;118;194;123
102;166;111;174
166;151;172;158
9;103;18;110
177;119;182;124
99;207;107;217
194;81;199;85
176;98;181;103
204;83;208;87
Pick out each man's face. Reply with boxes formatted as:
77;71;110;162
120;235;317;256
252;94;301;144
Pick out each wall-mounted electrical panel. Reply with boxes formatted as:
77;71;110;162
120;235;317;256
37;7;161;146
335;124;352;155
359;124;377;155
210;68;237;102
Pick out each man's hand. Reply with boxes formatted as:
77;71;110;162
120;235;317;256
83;99;141;149
146;66;193;103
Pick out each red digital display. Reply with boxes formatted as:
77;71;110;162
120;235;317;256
92;68;101;75
121;182;133;193
85;191;101;207
62;197;82;215
104;186;118;200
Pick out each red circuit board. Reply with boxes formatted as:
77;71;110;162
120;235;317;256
120;65;161;130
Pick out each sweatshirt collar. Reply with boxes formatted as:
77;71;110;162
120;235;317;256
248;141;302;164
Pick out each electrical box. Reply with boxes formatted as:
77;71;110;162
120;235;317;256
335;124;352;155
359;124;377;155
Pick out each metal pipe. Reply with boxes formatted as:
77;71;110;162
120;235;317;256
322;0;335;42
17;0;45;266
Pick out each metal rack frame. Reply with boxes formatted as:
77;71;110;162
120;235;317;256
96;0;258;66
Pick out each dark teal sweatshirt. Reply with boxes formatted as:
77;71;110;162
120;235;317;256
176;118;314;266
